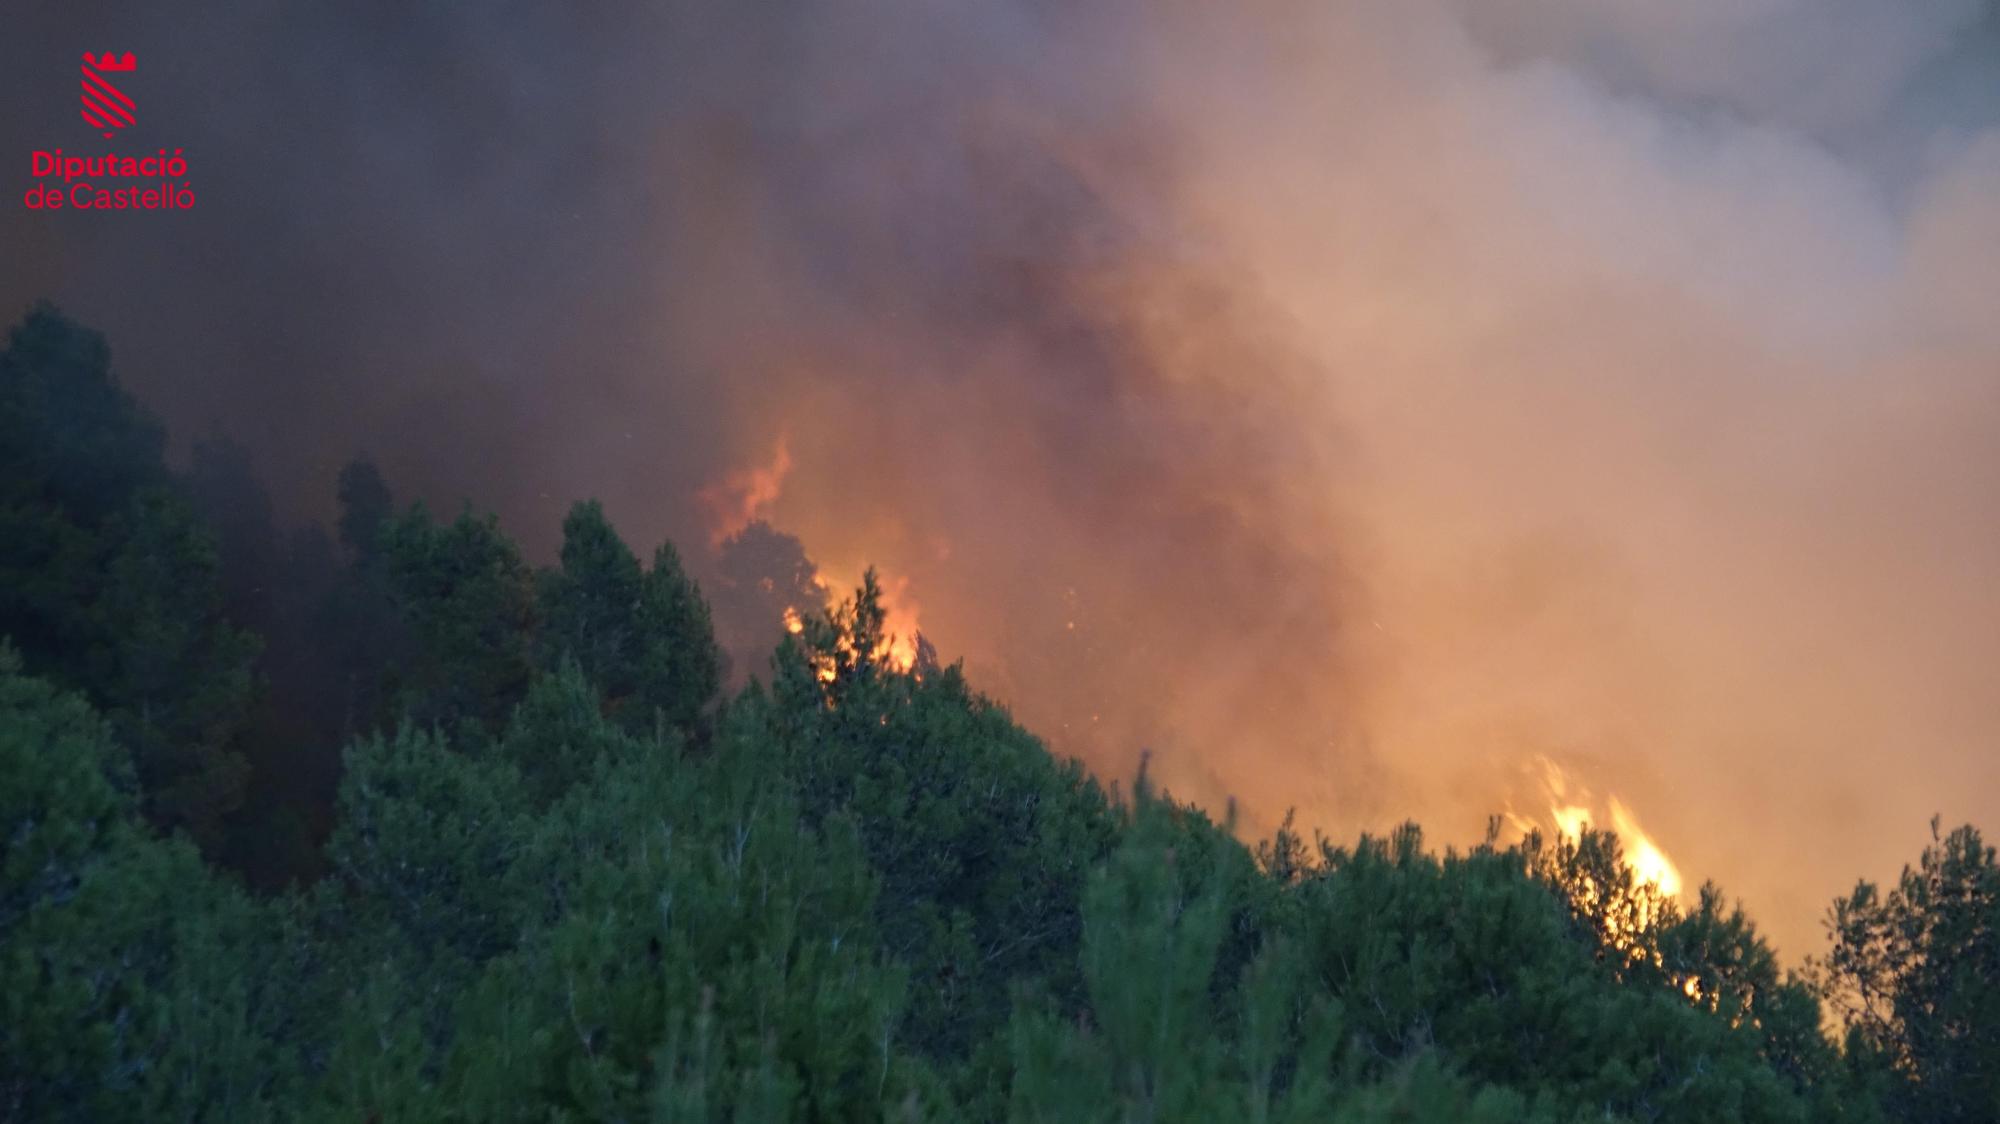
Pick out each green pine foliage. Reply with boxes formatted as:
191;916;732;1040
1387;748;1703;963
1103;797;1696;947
2;308;1993;1120
0;306;257;850
540;501;649;702
757;572;1120;1066
539;500;724;737
0;647;292;1121
633;539;724;736
4;546;1987;1121
379;503;542;735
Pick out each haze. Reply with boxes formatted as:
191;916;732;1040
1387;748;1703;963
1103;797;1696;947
5;0;1997;959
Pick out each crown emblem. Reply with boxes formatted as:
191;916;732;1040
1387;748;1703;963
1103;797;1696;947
83;52;136;72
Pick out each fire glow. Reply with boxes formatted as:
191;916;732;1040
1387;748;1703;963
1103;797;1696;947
703;435;926;674
1513;756;1683;899
817;563;924;671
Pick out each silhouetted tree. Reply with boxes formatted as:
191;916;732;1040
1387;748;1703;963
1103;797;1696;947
539;501;723;735
710;519;825;681
632;539;724;734
1817;820;2000;1123
539;500;645;700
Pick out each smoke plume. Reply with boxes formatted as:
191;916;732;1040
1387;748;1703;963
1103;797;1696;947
5;0;1997;957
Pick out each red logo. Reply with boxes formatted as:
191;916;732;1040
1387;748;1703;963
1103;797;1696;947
21;50;196;212
81;52;136;140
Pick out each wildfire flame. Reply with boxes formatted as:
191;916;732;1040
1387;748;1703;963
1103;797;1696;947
881;590;923;671
779;576;923;683
1605;797;1681;899
816;564;924;672
702;434;926;675
1512;756;1683;898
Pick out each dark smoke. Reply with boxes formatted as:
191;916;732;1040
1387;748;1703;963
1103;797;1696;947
5;1;1999;959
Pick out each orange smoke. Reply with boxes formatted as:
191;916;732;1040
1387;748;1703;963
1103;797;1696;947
697;432;793;548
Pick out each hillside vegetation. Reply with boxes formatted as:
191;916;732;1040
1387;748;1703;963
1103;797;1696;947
3;306;1994;1122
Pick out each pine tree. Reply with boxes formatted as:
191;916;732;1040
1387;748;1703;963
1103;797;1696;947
92;486;259;847
317;457;408;742
380;504;541;734
710;520;826;679
632;539;724;734
761;574;1119;1063
538;501;723;735
539;499;646;702
0;306;257;848
1817;820;2000;1123
0;303;166;524
0;648;292;1120
327;724;532;972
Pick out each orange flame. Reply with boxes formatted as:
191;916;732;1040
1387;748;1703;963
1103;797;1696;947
868;569;925;671
1606;796;1682;899
813;564;925;673
782;604;839;683
701;435;927;676
1512;756;1683;898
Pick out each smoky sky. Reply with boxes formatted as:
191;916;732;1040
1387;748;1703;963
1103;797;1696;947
5;0;1999;959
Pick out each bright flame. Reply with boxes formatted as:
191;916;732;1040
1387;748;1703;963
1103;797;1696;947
1608;797;1682;899
1513;756;1683;898
700;435;928;675
871;569;925;672
815;564;925;672
697;432;792;547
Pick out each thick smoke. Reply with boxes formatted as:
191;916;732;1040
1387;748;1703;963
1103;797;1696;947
4;1;1997;957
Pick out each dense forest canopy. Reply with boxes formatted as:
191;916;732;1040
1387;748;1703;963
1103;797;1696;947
3;307;1996;1120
